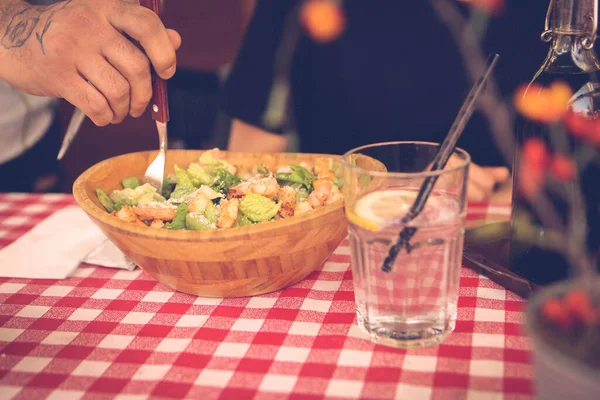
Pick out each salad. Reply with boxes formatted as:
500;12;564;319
95;149;344;231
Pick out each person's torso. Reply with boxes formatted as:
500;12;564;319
289;1;549;165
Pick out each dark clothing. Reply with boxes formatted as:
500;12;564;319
222;0;549;166
167;68;221;149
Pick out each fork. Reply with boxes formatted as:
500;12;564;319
140;0;170;191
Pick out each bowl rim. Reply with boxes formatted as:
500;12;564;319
73;150;346;241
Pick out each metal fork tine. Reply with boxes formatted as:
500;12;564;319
143;121;168;190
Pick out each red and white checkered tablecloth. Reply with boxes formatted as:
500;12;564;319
0;193;532;400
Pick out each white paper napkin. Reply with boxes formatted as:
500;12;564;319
81;238;137;271
0;205;136;279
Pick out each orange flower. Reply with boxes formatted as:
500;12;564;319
518;138;548;198
299;0;346;43
514;81;573;124
550;154;577;181
459;0;504;15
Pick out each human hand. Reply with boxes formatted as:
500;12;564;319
440;153;510;202
0;0;181;126
466;163;510;202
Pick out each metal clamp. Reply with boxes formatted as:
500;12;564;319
581;0;598;49
542;0;598;48
541;0;554;42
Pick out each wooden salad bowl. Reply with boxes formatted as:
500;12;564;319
73;150;348;298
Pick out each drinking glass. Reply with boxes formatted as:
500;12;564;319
341;141;470;348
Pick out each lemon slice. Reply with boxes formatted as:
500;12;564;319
347;189;437;232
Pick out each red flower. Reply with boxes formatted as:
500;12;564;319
300;0;346;44
518;138;549;198
522;138;549;170
591;124;600;146
563;110;600;148
564;290;598;325
459;0;505;16
542;290;599;330
563;111;591;139
550;154;577;181
514;82;573;124
542;298;574;330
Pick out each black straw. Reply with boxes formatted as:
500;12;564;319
381;54;500;273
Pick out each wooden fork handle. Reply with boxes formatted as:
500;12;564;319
139;0;170;124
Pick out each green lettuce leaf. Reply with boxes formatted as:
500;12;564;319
204;202;219;225
234;214;256;227
295;187;309;203
187;163;214;186
275;165;315;191
185;213;217;231
163;203;188;230
174;165;193;187
121;176;140;190
257;164;270;175
199;151;232;170
96;188;115;212
239;193;281;222
169;165;197;203
161;176;176;198
331;161;343;189
210;168;242;195
109;183;166;206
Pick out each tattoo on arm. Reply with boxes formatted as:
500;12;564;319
1;0;72;55
34;1;71;55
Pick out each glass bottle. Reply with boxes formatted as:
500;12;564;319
510;0;600;285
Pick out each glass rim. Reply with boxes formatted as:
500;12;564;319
341;141;471;178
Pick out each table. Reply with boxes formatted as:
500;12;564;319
0;193;531;400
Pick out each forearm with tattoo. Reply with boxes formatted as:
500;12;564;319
1;0;72;55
